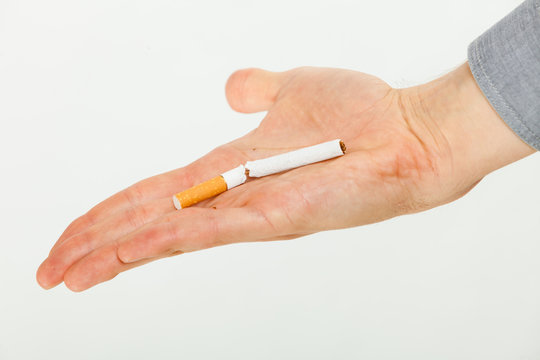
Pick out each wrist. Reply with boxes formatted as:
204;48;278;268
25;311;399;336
399;63;535;184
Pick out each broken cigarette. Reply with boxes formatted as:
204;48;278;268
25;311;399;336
172;139;346;209
245;139;346;177
172;165;246;210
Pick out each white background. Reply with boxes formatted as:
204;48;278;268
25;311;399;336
1;0;539;359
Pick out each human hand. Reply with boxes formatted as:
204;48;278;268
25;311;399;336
36;64;534;291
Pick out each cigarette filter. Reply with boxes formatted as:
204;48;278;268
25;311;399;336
172;165;246;210
245;139;346;177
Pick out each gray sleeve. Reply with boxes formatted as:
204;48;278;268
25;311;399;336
468;0;540;151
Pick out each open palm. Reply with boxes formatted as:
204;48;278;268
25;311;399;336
37;66;453;291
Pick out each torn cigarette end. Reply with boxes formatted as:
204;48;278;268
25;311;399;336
172;165;246;210
339;140;346;153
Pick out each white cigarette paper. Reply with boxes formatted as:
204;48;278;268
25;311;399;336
245;139;345;177
221;164;247;189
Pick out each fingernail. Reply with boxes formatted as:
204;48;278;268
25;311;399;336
117;248;139;264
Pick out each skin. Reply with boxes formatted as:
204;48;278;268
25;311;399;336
36;63;535;292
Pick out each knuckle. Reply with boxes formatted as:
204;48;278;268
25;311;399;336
52;214;92;252
124;205;149;229
59;231;94;257
163;219;179;246
69;213;93;236
124;183;144;206
205;212;222;247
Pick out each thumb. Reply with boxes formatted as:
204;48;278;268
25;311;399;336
225;68;289;113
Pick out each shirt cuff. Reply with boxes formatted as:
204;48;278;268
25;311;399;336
468;0;540;151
